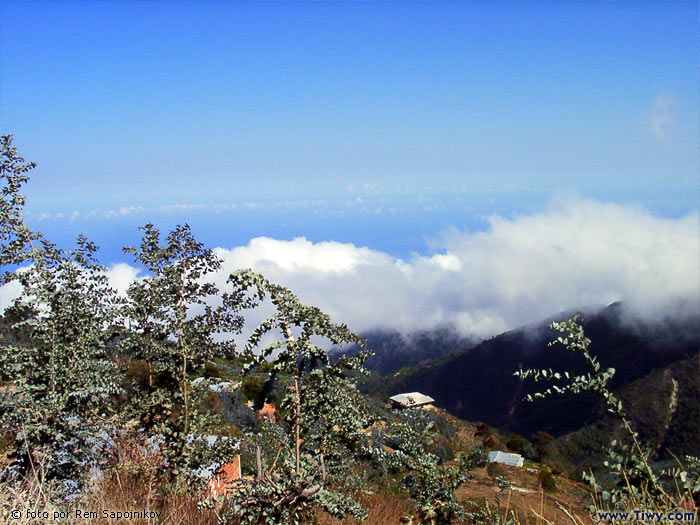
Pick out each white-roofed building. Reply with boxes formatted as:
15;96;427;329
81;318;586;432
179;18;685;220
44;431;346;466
488;450;524;468
389;392;435;409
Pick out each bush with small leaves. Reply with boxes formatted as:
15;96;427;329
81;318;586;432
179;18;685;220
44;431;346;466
516;317;699;513
0;137;122;493
487;461;503;478
204;361;225;379
211;269;373;523
378;408;487;524
241;374;265;404
0;237;121;492
505;434;526;455
0;135;41;276
538;468;557;492
119;223;244;484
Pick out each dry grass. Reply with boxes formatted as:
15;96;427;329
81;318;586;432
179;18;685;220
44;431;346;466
2;432;693;524
316;492;415;525
1;471;413;525
456;464;593;524
0;433;219;525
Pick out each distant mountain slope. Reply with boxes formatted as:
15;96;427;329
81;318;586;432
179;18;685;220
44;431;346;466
368;303;699;455
332;326;479;376
555;355;700;475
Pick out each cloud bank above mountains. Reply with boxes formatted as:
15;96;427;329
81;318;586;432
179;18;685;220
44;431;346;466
202;198;698;337
3;198;699;338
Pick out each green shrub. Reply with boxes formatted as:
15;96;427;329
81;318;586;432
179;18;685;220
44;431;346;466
547;460;566;476
202;392;225;414
538;469;557;492
124;360;152;389
431;435;456;464
431;412;457;440
532;431;555;462
240;374;264;403
486;461;503;478
506;434;526;454
0;433;14;455
204;361;225;379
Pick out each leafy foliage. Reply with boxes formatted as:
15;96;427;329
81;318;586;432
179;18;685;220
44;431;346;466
211;269;373;523
0;237;120;489
0;135;40;278
119;223;244;482
377;408;487;524
516;317;700;512
537;468;557;492
0;136;120;490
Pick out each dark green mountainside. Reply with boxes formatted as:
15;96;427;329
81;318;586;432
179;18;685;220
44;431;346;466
556;355;699;475
357;303;699;463
331;326;479;376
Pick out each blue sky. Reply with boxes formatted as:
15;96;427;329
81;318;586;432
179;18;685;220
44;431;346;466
1;1;698;335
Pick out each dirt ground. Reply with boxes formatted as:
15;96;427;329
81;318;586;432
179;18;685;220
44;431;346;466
456;464;594;524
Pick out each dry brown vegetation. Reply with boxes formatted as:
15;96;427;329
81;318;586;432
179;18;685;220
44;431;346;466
456;463;593;525
1;433;597;525
316;493;415;525
0;408;599;524
0;432;219;525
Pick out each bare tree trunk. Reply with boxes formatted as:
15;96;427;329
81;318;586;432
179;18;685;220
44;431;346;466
294;377;301;478
283;324;302;479
256;444;262;481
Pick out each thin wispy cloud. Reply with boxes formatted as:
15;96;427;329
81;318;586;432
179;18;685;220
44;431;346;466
22;192;459;223
648;91;676;140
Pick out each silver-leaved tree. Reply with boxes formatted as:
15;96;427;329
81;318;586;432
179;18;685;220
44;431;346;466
1;135;485;521
0;135;40;278
380;408;487;524
215;269;374;524
1;136;121;491
119;223;246;484
516;317;700;514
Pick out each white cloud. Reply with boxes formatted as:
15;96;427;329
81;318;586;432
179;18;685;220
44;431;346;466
118;205;145;216
361;182;378;194
0;279;23;313
4;198;698;339
158;203;207;213
209;198;699;337
105;263;142;296
648;91;676;140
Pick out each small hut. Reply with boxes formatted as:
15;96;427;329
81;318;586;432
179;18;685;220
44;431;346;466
487;450;524;468
389;392;435;409
208;455;241;498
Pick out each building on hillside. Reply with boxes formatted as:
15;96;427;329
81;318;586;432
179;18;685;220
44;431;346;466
208;455;241;498
487;450;524;468
257;403;276;422
389;392;435;409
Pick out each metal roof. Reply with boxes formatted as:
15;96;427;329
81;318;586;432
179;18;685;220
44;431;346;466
487;450;524;467
389;392;435;407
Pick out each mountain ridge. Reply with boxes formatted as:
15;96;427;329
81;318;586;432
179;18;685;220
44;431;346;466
355;302;699;464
